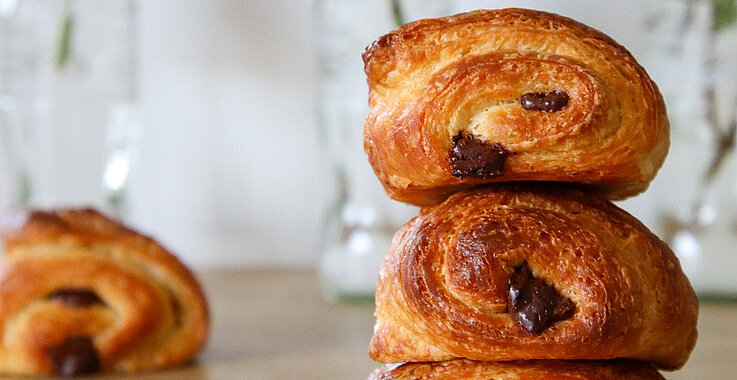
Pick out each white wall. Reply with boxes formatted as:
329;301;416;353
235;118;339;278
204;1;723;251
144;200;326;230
1;0;672;268
127;0;326;268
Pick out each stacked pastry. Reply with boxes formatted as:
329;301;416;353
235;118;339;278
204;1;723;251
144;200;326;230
362;9;698;379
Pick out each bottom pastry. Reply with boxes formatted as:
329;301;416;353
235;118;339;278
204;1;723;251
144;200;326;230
369;359;664;380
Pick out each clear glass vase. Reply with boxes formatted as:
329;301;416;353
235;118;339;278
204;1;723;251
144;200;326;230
0;0;138;219
645;0;737;297
316;0;453;302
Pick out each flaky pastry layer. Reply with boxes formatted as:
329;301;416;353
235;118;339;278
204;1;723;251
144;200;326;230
363;9;669;205
0;209;208;376
369;359;665;380
369;185;697;369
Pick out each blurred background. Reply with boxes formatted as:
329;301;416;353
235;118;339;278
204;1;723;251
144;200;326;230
0;0;736;300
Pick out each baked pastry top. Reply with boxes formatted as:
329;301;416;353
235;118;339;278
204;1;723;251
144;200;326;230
370;359;665;380
363;8;669;206
369;185;697;369
0;209;208;377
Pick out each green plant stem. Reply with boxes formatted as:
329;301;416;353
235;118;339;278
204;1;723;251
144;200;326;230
391;0;405;27
56;12;74;69
714;0;737;32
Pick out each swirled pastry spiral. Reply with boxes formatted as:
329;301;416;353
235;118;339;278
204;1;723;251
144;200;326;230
370;359;665;380
0;209;208;377
369;185;697;369
363;9;669;206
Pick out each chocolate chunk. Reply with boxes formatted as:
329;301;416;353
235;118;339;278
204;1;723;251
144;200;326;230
508;263;575;334
167;289;183;327
449;134;507;179
48;289;103;308
520;90;569;112
47;336;100;377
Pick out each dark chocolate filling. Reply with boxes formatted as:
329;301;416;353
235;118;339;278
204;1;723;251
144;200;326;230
449;134;507;179
520;90;569;112
508;262;575;334
166;288;183;327
48;289;103;308
47;336;100;377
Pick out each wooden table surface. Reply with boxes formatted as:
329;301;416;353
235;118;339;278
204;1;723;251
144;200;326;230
92;270;735;380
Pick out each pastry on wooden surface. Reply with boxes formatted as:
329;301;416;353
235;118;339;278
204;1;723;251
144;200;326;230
0;209;208;377
369;359;665;380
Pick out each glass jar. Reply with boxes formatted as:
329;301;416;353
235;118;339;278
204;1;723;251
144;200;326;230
0;0;138;218
644;0;737;297
316;0;453;302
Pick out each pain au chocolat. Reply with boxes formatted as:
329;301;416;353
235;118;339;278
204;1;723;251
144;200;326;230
363;9;669;206
0;209;208;377
369;185;697;370
370;359;665;380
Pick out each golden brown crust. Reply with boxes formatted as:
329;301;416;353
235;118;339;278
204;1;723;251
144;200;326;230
369;359;665;380
0;208;209;375
363;9;669;206
369;185;697;369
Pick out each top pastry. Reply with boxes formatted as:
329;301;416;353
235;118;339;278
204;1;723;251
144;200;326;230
363;9;669;206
